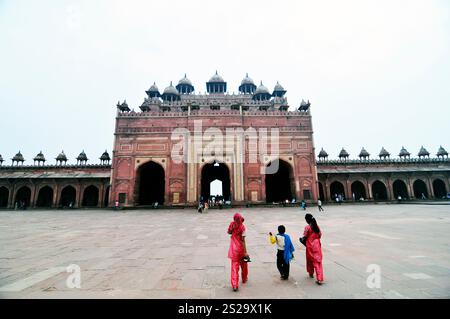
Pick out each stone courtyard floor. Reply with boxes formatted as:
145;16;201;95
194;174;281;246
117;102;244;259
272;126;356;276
0;204;449;299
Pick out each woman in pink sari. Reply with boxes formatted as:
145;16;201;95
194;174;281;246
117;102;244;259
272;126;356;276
303;213;324;285
227;213;249;291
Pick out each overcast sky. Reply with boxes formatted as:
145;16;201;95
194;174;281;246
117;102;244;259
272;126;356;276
0;0;449;164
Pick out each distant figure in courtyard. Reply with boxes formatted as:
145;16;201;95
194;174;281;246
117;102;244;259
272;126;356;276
203;201;209;213
301;213;324;285
114;200;119;210
197;201;203;213
318;199;324;212
269;225;295;280
227;213;249;291
421;193;427;200
300;200;307;210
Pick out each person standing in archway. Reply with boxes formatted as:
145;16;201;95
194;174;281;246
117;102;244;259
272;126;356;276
227;213;249;291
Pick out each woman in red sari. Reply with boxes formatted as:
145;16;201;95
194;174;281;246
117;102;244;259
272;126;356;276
227;213;249;291
304;213;324;285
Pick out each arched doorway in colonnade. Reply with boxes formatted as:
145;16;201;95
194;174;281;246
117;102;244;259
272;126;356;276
82;185;99;207
371;180;388;200
36;186;54;207
393;180;408;199
330;181;345;200
351;181;366;200
0;186;9;208
432;179;447;199
15;186;31;208
413;179;428;199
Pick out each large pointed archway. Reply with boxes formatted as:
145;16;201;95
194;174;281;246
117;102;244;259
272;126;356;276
265;159;295;203
413;180;428;199
15;186;31;208
136;161;165;205
201;161;231;201
393;180;408;199
433;179;447;199
351;181;366;200
36;186;54;207
372;181;388;200
330;181;345;200
60;185;76;207
82;185;99;207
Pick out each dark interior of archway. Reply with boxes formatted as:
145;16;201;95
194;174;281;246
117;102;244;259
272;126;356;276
433;179;447;198
413;180;428;198
372;181;388;200
265;160;293;203
393;180;408;199
36;187;53;207
60;186;76;207
0;187;9;207
351;181;366;200
15;187;31;207
104;186;110;207
82;186;99;207
138;162;165;205
318;183;325;201
330;182;345;199
201;163;231;201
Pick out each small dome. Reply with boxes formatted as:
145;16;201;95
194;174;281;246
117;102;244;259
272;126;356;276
379;147;390;158
12;151;25;162
178;74;192;86
163;82;179;95
56;151;67;161
100;150;111;161
418;146;430;157
339;148;349;158
77;150;88;161
318;148;328;158
399;146;410;157
437;146;448;157
241;73;254;86
273;82;285;92
208;71;225;83
255;82;270;95
33;151;46;162
359;147;370;158
147;82;159;92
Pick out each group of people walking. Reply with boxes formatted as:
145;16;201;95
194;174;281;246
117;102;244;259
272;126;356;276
227;212;324;291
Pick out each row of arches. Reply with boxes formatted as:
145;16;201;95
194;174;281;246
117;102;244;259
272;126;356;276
318;178;448;201
0;185;110;208
135;159;298;205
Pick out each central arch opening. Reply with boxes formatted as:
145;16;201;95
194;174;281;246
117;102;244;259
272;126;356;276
82;185;99;207
36;186;54;207
265;159;294;203
330;181;345;200
137;161;165;205
201;162;231;201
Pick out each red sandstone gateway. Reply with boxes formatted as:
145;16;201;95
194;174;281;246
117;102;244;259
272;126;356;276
0;73;449;209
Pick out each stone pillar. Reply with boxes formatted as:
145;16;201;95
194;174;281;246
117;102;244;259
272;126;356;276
53;183;59;208
386;178;394;201
76;184;83;208
407;178;414;199
30;184;37;208
8;184;14;209
98;184;104;208
345;179;352;201
365;179;372;200
426;177;434;199
324;180;331;202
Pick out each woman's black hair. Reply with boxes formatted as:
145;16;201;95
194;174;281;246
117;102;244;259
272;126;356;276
310;218;320;234
278;225;285;234
305;213;320;233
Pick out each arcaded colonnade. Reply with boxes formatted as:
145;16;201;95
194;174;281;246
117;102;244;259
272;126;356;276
317;159;450;202
0;165;110;209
